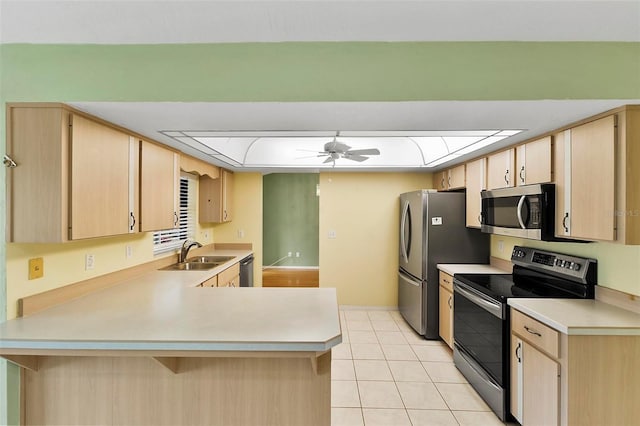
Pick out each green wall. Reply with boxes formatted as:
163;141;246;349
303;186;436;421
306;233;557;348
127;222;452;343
2;42;639;101
263;174;319;267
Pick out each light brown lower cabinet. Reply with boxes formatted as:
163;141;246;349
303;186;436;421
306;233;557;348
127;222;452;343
510;309;640;425
438;272;454;348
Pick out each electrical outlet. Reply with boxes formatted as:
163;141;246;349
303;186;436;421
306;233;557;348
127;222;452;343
85;254;95;271
125;245;133;259
287;252;292;257
328;230;337;239
295;252;300;258
237;229;245;238
28;257;44;280
498;240;505;253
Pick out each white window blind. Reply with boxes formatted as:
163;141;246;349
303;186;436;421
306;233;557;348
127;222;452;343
153;174;196;255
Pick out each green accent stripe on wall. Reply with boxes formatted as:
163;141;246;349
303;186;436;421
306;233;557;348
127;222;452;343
1;42;639;102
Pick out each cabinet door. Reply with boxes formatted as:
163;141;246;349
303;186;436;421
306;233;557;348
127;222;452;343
140;140;179;232
555;116;616;241
448;164;466;189
522;342;560;426
8;106;69;242
434;171;447;191
516;136;552;186
200;169;233;223
70;115;137;240
222;170;233;222
510;335;523;424
438;284;453;348
465;158;486;228
487;149;515;189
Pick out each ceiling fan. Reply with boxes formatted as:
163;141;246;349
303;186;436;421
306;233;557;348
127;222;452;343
303;133;381;166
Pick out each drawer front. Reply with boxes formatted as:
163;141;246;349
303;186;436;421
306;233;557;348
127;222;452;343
439;271;454;293
511;309;559;358
218;263;240;287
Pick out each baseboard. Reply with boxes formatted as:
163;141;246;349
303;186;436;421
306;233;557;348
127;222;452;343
339;305;398;311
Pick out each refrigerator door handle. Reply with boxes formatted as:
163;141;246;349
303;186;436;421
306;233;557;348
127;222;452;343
400;201;410;264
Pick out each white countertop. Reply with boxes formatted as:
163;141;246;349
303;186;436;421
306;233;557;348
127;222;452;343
437;263;509;276
0;249;342;353
508;298;640;336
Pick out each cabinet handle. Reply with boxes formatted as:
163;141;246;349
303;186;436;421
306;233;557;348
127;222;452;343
504;170;510;185
515;341;522;362
223;210;228;220
3;154;17;168
129;212;136;231
562;213;569;233
448;295;452;309
524;325;542;337
519;166;525;183
441;177;445;189
174;212;178;227
447;175;451;187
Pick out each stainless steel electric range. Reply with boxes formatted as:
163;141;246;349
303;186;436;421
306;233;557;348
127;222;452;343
452;246;596;421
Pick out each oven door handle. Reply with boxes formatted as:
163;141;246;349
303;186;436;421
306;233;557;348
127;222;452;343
454;281;504;319
516;195;527;229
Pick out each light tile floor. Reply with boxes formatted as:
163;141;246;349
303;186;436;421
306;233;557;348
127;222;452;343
332;309;507;426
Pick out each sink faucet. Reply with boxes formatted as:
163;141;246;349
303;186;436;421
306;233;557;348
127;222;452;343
179;240;203;263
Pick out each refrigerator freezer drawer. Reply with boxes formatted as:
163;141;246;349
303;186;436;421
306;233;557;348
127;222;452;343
398;271;424;335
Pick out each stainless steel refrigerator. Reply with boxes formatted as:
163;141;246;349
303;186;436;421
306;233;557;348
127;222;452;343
398;190;489;338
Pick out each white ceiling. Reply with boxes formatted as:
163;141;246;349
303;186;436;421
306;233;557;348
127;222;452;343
3;1;640;172
2;1;639;43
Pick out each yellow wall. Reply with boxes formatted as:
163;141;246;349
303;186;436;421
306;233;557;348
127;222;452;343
5;176;216;320
210;173;264;286
490;235;640;296
319;172;432;307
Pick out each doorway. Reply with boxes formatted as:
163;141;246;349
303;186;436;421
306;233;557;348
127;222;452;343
262;173;319;287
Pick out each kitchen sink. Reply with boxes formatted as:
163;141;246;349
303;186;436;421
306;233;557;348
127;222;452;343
185;256;234;265
159;262;217;271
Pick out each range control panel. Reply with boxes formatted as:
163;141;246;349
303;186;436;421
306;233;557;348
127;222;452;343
511;246;596;284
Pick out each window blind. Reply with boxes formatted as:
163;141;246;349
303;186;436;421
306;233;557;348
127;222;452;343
153;174;196;255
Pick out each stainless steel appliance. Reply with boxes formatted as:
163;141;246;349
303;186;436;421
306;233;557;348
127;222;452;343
398;190;489;338
481;183;556;240
453;246;596;421
239;255;254;287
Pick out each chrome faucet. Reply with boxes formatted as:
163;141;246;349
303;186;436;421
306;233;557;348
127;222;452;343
179;240;203;263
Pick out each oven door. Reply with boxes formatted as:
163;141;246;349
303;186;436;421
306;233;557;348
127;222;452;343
453;279;506;387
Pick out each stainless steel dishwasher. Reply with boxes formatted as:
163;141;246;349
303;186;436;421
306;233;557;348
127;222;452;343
239;255;254;287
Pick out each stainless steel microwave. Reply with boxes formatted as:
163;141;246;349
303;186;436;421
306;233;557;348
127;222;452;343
481;184;556;240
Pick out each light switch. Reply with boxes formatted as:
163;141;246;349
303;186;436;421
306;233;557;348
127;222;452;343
28;257;44;280
328;230;337;239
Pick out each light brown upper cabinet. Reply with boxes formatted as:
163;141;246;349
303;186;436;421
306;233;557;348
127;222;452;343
555;107;640;244
140;140;180;232
199;169;234;223
554;116;616;241
487;148;515;189
465;157;486;228
436;164;465;191
6;105;139;242
515;136;552;186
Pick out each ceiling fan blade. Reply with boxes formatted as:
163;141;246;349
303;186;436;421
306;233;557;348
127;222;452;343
296;154;326;159
346;148;380;156
344;154;369;162
322;156;334;164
